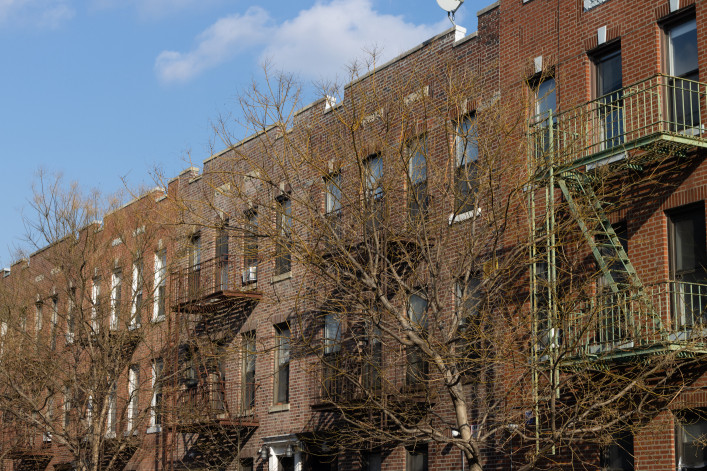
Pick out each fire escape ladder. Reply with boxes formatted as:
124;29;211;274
557;173;664;334
557;173;637;293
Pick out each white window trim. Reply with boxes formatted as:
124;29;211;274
149;359;162;430
448;207;482;225
110;271;121;330
153;251;166;322
131;261;142;329
127;365;138;431
91;280;100;333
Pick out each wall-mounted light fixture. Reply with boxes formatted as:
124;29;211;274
259;445;269;461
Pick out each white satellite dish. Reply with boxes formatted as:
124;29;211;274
436;0;463;13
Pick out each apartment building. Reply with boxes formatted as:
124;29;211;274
4;0;707;470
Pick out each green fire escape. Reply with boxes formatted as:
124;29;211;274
528;74;707;363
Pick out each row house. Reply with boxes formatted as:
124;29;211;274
7;0;707;470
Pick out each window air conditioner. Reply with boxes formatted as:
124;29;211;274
242;266;257;283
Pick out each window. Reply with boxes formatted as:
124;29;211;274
150;358;163;428
676;410;707;471
601;432;634;471
325;172;342;237
131;260;143;328
667;18;699;132
531;78;557;161
275;197;292;275
216;225;229;291
408;136;428;220
668;204;707;327
584;0;609;11
240;459;254;471
363;451;382;471
91;279;101;333
127;365;139;431
188;233;201;296
153;251;166;321
322;313;342;398
35;301;43;336
110;270;122;330
365;154;384;230
324;313;342;355
407;293;428;385
594;48;623;149
242;332;256;412
66;288;75;344
63;386;71;428
243;211;258;284
362;322;382;392
406;444;428;471
50;296;58;350
274;323;290;404
107;382;117;437
455;115;479;216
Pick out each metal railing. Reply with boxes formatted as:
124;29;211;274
559;280;707;356
529;74;707;171
176;379;257;425
170;256;236;306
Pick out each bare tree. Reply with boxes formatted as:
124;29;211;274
0;172;171;471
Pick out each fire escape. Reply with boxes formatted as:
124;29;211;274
529;74;707;362
165;255;261;471
526;73;707;456
1;423;52;471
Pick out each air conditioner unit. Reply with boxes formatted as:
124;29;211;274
242;266;257;283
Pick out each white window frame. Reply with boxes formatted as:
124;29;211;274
110;270;122;330
131;260;143;329
91;279;100;334
153;251;166;322
127;365;139;432
149;358;163;432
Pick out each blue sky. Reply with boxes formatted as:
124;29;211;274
0;0;487;266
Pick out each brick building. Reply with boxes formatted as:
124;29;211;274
3;0;707;470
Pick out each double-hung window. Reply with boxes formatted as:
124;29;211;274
454;115;479;218
216;226;229;291
110;270;122;330
676;410;707;471
365;154;384;230
243;211;258;284
325;172;342;238
594;48;624;150
532;79;557;160
150;358;163;429
91;278;101;334
127;364;139;431
322;313;342;398
153;251;166;321
131;260;143;329
274;323;290;404
406;293;428;386
667;17;699;132
50;297;58;350
408;136;428;221
275;197;292;276
242;332;256;412
106;382;117;437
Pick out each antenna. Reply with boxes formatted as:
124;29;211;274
436;0;464;26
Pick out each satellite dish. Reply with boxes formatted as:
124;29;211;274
436;0;463;13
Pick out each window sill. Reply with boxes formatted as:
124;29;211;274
269;403;290;413
128;323;142;331
151;315;165;324
146;425;162;434
271;272;292;284
448;207;481;225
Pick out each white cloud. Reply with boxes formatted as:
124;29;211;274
155;6;272;84
154;0;448;84
0;0;74;28
262;0;445;81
